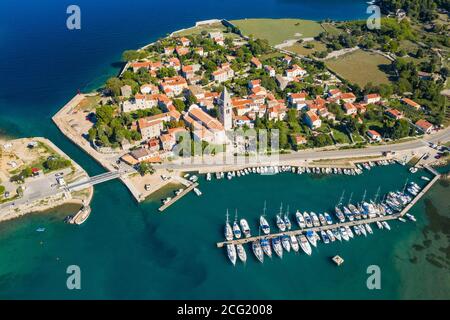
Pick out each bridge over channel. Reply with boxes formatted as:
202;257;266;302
67;170;128;190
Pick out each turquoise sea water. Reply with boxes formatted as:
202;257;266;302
0;164;448;299
0;0;449;299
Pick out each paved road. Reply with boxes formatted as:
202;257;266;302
156;128;450;170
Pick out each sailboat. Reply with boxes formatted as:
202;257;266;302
284;206;292;230
359;224;367;236
382;221;391;230
239;218;251;238
252;240;264;263
227;244;237;266
276;203;286;232
236;244;247;263
364;223;373;234
260;238;272;258
281;235;291;252
296;210;306;228
272;237;283;258
224;210;233;241
232;210;242;239
260;201;270;235
335;190;346;222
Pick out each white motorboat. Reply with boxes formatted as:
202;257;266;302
310;212;321;227
303;212;313;228
297;235;312;255
290;235;300;252
382;221;391;230
296;210;306;228
306;231;317;247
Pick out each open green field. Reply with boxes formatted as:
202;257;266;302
326;50;394;87
230;18;324;45
321;23;342;36
285;40;327;56
332;129;351;144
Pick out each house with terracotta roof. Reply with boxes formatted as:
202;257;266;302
286;64;307;79
304;110;321;129
385;108;403;120
160;76;188;96
137;113;172;140
401;98;421;110
184;104;226;143
121;94;158;113
179;37;191;47
328;89;342;99
364;93;381;104
194;47;205;57
367;129;382;142
264;65;275;77
288;92;307;109
175;46;189;56
250;57;262;69
164;47;174;55
343;102;357;115
167;57;181;71
212;63;234;83
340;92;356;104
160;133;176;151
267;104;287;121
415;119;433;134
248;79;261;89
233;115;254;128
208;31;224;46
140;84;159;95
130;148;153;163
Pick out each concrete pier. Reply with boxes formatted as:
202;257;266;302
158;182;199;212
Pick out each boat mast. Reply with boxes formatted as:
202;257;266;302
234;208;238;222
348;192;353;205
361;190;367;203
263;200;267;217
338;190;345;206
226;209;229;223
402;178;409;193
374;186;381;203
279;202;283;215
286;205;289;216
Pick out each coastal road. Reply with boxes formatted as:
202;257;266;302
156;128;450;171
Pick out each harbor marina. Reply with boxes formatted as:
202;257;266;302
217;167;440;266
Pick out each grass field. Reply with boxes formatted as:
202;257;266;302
285;40;327;56
326;50;394;87
332;129;351;144
230;18;324;45
321;23;342;36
